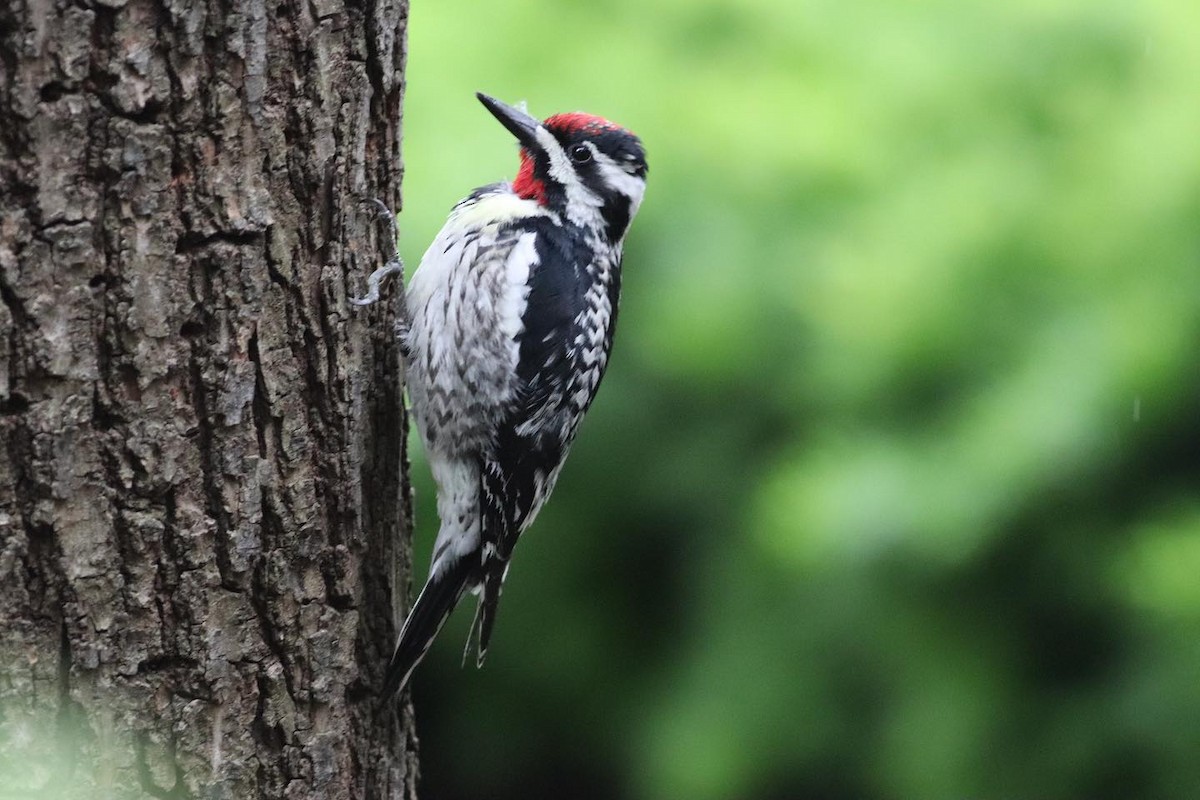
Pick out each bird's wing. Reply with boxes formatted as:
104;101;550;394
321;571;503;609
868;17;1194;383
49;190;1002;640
484;219;598;553
468;222;620;661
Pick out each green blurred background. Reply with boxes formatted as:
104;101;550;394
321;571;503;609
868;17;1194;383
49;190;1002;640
394;0;1200;797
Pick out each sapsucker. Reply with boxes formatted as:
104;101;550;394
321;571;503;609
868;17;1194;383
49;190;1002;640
360;93;648;697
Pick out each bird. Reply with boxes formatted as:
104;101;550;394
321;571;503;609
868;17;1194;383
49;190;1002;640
376;92;648;698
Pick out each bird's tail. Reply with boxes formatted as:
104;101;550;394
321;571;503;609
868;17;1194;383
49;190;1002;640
381;554;476;700
462;565;506;668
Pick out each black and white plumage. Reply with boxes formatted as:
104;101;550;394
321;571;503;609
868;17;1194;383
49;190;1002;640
379;93;648;698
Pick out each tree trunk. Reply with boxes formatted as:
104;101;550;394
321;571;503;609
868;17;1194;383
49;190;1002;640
0;0;415;797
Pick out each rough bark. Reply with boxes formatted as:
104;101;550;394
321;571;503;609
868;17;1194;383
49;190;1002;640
0;0;416;797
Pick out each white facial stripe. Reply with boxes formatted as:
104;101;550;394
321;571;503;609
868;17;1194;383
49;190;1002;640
535;125;603;225
536;126;576;187
592;150;646;216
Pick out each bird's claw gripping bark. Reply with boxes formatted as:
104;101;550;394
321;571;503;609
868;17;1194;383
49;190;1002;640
350;257;405;307
350;198;405;307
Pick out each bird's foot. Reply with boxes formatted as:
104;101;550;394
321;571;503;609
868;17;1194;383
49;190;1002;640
350;198;405;307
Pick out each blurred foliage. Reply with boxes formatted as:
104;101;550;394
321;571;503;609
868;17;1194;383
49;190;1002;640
393;0;1200;797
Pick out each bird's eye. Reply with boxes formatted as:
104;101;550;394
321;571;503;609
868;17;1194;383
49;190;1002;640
569;144;593;164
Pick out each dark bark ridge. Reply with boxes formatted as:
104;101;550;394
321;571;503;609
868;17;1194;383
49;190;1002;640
0;0;415;797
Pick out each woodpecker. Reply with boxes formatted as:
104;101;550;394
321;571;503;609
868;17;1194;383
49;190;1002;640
372;93;648;698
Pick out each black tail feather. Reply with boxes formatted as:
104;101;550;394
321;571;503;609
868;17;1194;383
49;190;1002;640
475;569;505;666
460;565;506;669
380;555;476;700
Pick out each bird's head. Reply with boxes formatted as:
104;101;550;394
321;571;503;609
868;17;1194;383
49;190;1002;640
477;92;648;242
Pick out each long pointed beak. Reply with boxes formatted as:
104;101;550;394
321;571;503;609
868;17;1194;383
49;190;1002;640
477;92;542;150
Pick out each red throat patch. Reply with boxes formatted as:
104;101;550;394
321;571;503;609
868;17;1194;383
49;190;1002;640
512;149;547;205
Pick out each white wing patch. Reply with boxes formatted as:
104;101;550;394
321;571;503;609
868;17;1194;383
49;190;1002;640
497;233;537;346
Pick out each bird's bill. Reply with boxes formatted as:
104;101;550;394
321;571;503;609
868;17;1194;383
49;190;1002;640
477;92;542;151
